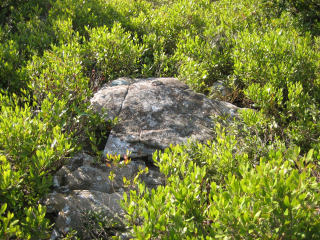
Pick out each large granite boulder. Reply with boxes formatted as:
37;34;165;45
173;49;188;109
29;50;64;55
91;77;238;159
46;77;240;239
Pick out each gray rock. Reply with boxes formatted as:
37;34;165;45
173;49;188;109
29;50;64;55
53;153;96;190
46;190;124;239
91;83;129;121
91;77;239;158
108;77;131;87
47;78;239;239
210;80;232;99
64;165;113;193
46;153;163;239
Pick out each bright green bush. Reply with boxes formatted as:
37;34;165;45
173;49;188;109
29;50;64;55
27;39;111;153
270;0;320;35
232;15;320;149
0;93;72;197
0;155;22;220
208;148;320;239
175;32;232;92
0;38;26;93
27;40;88;103
1;0;320;238
0;203;21;239
133;0;212;78
52;17;75;44
84;23;144;80
233;23;317;93
1;156;50;239
140;33;177;77
122;127;320;239
48;0;148;37
49;0;117;36
139;0;209;49
214;109;285;164
0;93;72;238
172;0;275;94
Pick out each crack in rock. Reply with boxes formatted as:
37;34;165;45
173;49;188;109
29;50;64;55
117;84;130;117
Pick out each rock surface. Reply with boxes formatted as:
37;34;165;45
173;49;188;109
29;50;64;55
91;77;238;158
45;152;164;239
46;77;239;239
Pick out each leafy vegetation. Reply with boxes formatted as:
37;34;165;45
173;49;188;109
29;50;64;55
123;126;320;239
0;0;319;239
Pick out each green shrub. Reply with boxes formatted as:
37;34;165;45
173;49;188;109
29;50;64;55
175;32;232;92
1;0;320;238
233;22;317;93
52;17;75;44
84;23;144;80
27;40;88;103
12;11;54;57
0;155;23;220
141;33;177;77
214;109;285;164
0;0;51;26
1;156;51;239
122;127;320;239
149;0;210;44
48;0;147;37
1;1;53;58
133;0;212;79
208;148;320;239
0;1;56;95
0;93;72;198
27;39;111;154
232;17;320;149
267;0;320;35
0;92;72;238
172;0;274;94
27;40;90;136
0;203;21;239
0;38;26;93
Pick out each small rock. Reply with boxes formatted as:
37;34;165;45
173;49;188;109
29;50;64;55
210;80;232;99
46;152;164;238
109;77;131;87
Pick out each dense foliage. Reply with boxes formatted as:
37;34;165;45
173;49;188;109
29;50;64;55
0;0;319;239
123;125;320;239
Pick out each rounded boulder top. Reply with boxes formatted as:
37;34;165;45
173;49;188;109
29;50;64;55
91;77;239;159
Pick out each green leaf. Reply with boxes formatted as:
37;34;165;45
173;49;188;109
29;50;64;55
284;195;290;207
0;203;7;215
254;210;261;221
